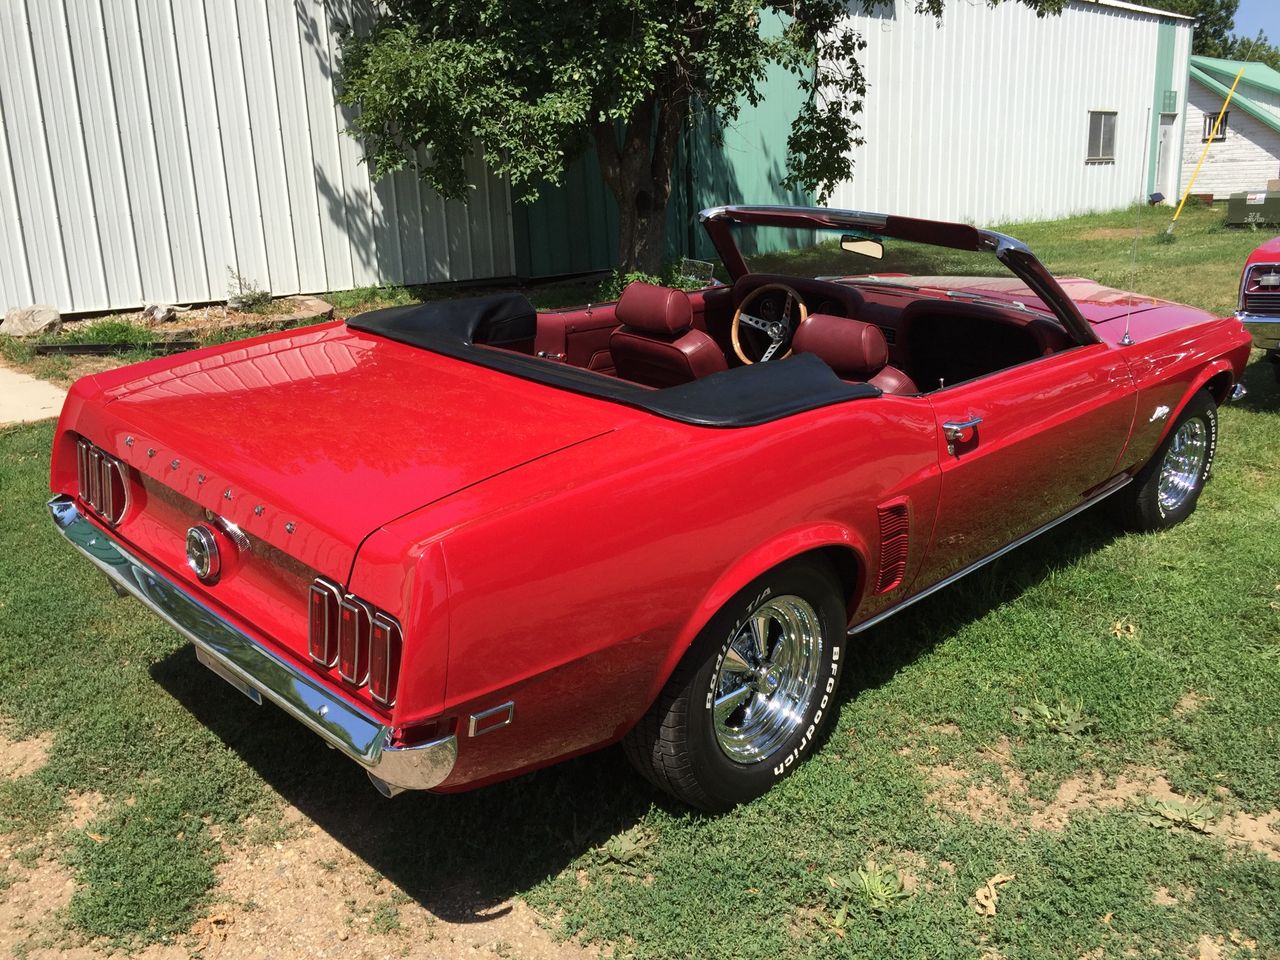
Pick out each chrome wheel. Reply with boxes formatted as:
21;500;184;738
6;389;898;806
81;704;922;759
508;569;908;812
1156;417;1208;513
712;595;824;764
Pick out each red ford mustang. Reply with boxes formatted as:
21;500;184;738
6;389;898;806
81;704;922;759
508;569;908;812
49;206;1252;810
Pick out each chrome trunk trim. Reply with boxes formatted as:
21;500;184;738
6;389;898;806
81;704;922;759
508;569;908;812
848;475;1131;635
48;495;456;794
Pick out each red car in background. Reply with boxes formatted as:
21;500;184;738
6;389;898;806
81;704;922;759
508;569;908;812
49;206;1251;811
1238;235;1280;380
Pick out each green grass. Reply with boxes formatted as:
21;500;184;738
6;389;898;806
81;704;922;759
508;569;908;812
1;201;1279;956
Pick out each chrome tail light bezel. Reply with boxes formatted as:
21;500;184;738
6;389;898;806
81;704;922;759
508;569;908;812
307;578;343;668
75;438;129;525
368;613;403;707
337;595;375;686
307;579;403;708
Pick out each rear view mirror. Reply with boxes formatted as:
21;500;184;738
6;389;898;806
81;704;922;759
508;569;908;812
841;235;884;259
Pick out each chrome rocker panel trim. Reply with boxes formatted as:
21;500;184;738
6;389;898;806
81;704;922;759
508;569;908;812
849;474;1131;635
48;495;455;795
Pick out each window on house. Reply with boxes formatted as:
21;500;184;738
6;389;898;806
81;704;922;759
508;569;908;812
1086;111;1117;163
1202;111;1228;141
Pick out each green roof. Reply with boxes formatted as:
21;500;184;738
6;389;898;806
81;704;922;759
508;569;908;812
1189;56;1280;136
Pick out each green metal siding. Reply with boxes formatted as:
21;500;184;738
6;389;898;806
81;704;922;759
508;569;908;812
513;18;813;278
1147;21;1177;194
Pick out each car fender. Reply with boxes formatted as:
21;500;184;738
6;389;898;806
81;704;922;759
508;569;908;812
639;522;870;712
1153;358;1236;448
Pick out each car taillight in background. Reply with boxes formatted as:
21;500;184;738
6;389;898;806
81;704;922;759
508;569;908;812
1241;264;1280;315
308;578;402;708
75;437;129;525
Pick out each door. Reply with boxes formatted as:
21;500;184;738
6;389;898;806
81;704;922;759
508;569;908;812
909;344;1135;592
1156;113;1177;202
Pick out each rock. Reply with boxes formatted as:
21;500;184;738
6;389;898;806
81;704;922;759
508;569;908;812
142;303;177;323
1;304;61;337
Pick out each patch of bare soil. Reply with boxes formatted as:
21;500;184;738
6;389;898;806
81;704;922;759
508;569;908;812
1212;810;1280;863
1175;692;1209;717
3;798;599;960
922;747;1280;861
1193;931;1260;959
1078;227;1143;241
0;728;53;779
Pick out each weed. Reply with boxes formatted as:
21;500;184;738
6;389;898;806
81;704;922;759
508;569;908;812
1138;797;1216;834
1012;697;1097;739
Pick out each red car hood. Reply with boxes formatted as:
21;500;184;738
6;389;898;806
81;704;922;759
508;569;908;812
91;322;629;577
871;275;1174;322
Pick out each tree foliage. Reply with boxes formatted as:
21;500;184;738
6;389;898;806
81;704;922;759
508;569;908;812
336;0;1068;272
1140;0;1237;56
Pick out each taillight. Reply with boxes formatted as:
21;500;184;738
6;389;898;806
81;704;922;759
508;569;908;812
369;614;402;707
75;438;129;525
308;579;342;666
308;580;402;709
337;596;374;685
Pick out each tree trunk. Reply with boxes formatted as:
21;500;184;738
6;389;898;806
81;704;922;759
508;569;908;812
594;89;687;277
614;188;669;276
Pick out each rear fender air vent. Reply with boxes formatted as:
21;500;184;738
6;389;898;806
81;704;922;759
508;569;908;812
75;438;129;525
873;498;911;594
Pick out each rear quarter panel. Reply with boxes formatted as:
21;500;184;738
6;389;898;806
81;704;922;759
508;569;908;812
362;395;940;790
1094;310;1251;471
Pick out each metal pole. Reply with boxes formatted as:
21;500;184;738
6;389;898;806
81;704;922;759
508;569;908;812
1168;66;1246;233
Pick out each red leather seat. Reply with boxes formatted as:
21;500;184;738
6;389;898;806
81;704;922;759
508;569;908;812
609;282;728;388
792;314;918;395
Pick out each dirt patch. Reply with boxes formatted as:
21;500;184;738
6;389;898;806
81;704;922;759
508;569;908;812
1194;932;1260;959
0;854;80;954
1212;810;1280;863
186;817;599;960
1029;767;1179;831
0;729;53;780
926;762;1016;823
1078;227;1143;241
1175;692;1208;717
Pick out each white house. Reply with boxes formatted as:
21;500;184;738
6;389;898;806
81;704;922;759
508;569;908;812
827;0;1194;224
1180;56;1280;200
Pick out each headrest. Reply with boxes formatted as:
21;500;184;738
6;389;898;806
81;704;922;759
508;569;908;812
792;314;888;379
616;282;693;336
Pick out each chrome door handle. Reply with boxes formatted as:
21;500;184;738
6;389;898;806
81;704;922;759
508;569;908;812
942;416;983;442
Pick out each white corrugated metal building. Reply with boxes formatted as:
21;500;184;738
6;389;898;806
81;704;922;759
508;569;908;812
0;0;1191;316
828;0;1194;224
0;0;513;317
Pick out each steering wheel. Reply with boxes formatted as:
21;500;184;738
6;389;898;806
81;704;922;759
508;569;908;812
731;283;809;364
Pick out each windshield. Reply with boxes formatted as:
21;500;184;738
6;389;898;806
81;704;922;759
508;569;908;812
727;223;1045;307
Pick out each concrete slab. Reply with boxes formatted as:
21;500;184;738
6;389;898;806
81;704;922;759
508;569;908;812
0;360;67;426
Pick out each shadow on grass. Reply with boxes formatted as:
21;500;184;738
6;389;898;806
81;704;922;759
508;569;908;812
1236;352;1280;415
848;509;1122;690
148;503;1126;926
150;644;657;923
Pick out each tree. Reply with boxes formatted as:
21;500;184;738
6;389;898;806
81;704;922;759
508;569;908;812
337;0;1066;274
1141;0;1238;56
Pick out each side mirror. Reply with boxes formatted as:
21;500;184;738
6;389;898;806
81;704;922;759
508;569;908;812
840;234;884;260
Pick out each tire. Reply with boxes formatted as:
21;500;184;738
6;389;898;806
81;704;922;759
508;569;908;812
1109;389;1218;532
623;556;846;811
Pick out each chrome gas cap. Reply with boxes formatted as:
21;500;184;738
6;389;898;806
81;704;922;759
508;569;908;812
186;525;221;584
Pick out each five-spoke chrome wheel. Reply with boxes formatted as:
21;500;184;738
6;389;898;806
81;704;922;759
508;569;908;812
1156;417;1208;513
712;595;824;764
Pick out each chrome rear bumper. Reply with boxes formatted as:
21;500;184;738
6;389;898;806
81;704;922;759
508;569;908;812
1237;312;1280;351
48;495;455;795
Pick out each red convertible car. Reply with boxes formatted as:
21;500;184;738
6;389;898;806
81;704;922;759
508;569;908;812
49;206;1251;811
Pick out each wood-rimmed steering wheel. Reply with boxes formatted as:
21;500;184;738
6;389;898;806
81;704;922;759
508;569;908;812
731;283;809;364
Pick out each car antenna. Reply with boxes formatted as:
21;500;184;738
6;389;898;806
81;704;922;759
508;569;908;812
1120;107;1152;348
